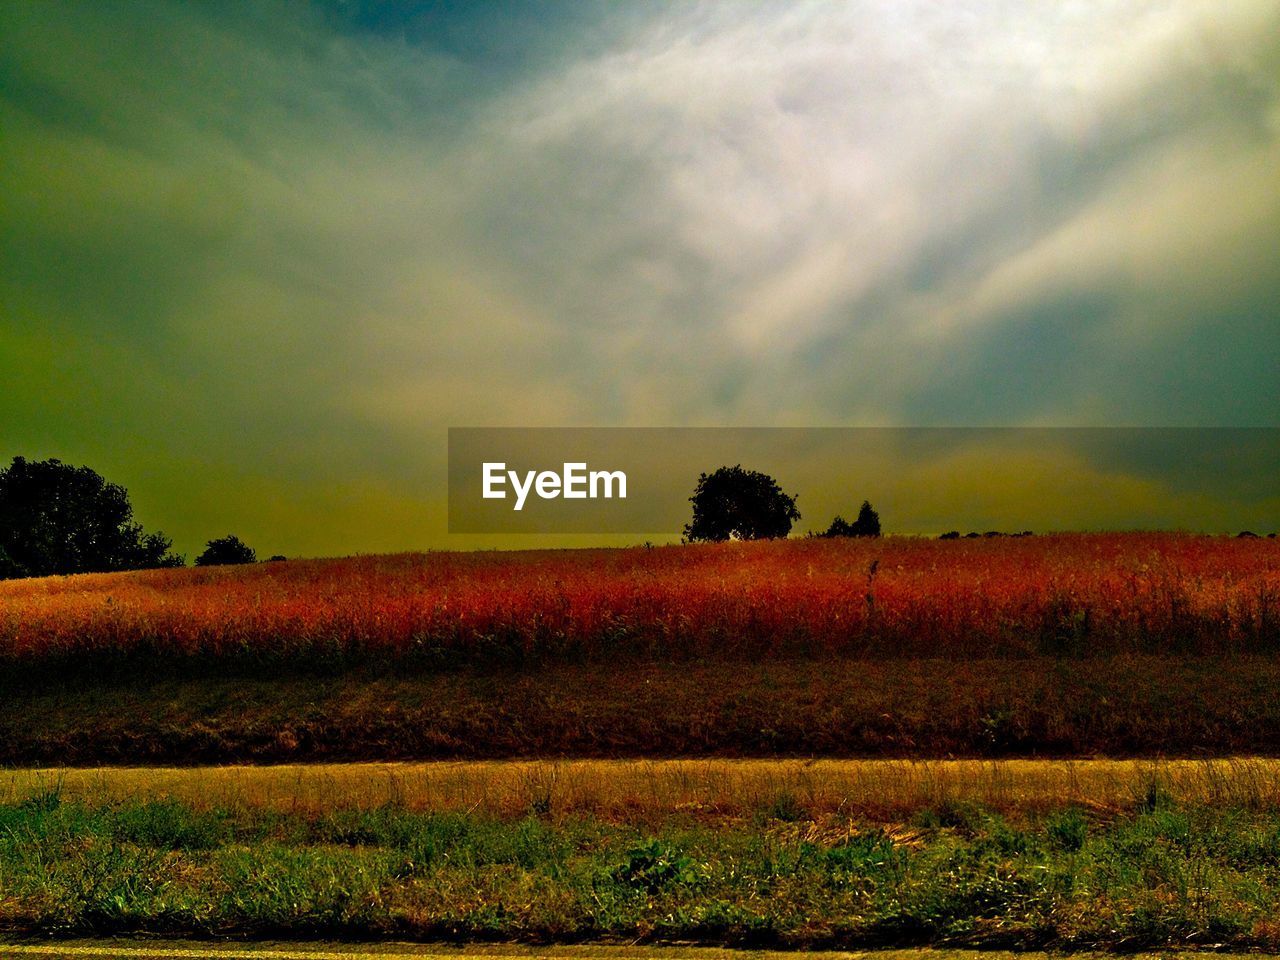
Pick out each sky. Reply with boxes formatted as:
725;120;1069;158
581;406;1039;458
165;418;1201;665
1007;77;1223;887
2;1;1278;557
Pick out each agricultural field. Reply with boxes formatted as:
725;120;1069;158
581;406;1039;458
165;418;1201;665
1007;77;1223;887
6;656;1280;764
2;534;1279;763
5;533;1280;949
3;533;1278;669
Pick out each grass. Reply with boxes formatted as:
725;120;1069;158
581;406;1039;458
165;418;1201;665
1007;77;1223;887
4;656;1280;764
2;534;1278;675
6;789;1280;947
7;758;1280;822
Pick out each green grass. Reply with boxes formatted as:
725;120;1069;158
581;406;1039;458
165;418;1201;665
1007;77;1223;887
5;792;1280;948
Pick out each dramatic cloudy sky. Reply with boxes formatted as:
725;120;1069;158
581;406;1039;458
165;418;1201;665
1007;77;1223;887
2;1;1278;555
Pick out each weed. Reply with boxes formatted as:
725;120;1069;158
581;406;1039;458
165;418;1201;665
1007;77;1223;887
610;838;709;893
758;791;805;823
1045;808;1088;852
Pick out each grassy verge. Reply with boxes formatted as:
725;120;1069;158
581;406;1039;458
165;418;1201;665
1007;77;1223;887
4;657;1280;764
7;759;1280;822
4;790;1280;948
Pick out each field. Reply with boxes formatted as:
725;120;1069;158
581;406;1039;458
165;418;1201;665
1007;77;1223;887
3;534;1278;670
6;657;1280;764
5;533;1280;949
3;533;1280;764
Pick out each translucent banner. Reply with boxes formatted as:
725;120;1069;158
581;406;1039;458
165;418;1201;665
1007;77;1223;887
448;427;1280;535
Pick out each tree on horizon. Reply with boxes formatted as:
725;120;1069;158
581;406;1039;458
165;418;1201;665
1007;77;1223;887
683;465;800;542
195;534;257;567
819;500;881;538
0;456;183;579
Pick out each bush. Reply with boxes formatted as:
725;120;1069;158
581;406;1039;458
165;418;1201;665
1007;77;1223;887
195;535;256;567
820;500;881;538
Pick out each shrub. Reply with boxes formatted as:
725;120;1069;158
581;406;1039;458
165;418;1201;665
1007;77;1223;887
195;535;256;566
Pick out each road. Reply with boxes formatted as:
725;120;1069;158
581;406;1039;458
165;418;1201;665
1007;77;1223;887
0;945;1265;960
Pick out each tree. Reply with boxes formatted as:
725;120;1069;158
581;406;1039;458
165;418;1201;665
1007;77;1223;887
683;465;800;542
195;534;256;566
819;516;855;538
850;500;881;537
820;500;881;538
0;456;183;579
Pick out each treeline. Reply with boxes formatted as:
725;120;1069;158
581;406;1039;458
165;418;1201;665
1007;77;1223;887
0;457;272;580
683;464;882;542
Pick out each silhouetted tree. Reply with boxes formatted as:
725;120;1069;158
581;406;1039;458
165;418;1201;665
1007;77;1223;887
820;500;881;538
0;456;183;579
850;500;881;537
820;516;855;538
195;534;256;566
683;465;800;542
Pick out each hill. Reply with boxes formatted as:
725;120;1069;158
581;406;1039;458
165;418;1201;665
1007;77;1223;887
2;533;1279;764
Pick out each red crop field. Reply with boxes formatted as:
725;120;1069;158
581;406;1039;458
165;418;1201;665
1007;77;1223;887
3;532;1278;669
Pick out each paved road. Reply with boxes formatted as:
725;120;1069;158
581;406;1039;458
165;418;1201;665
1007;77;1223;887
0;945;1266;960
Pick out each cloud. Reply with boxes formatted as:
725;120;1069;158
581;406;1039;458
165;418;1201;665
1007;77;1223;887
456;0;1280;424
1;1;1277;553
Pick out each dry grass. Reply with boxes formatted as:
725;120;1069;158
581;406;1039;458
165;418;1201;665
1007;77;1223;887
6;657;1280;764
7;757;1280;821
3;533;1279;670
